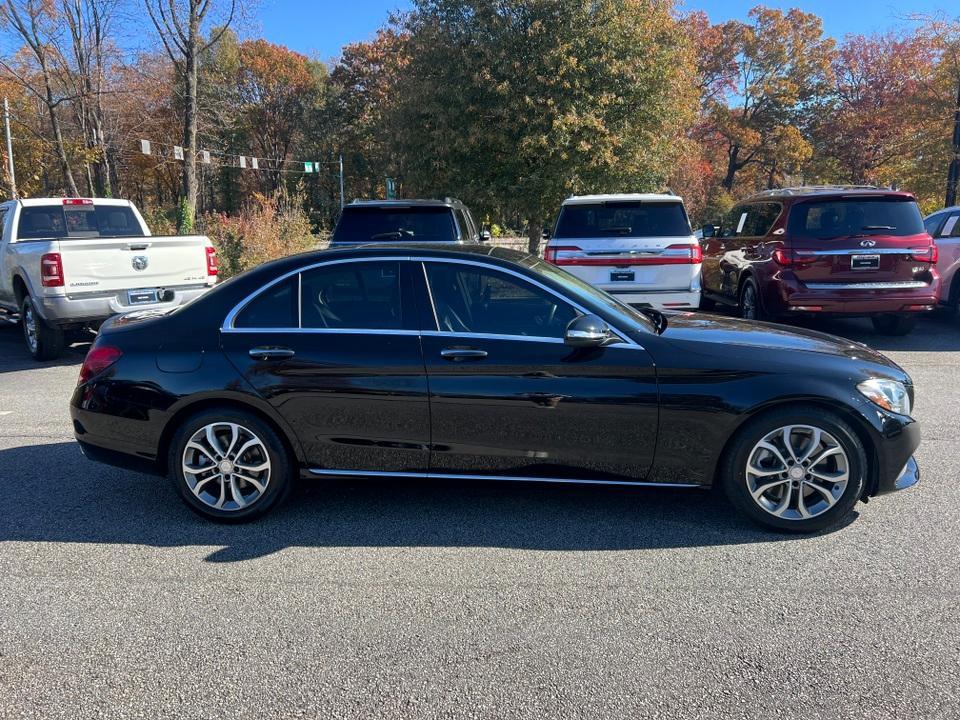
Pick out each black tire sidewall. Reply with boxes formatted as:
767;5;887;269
167;409;293;522
739;277;763;321
871;314;916;336
721;408;867;533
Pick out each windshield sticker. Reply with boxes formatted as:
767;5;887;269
736;213;748;234
942;216;958;236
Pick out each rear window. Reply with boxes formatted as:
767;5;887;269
554;201;691;239
16;204;144;240
331;206;456;244
787;197;925;239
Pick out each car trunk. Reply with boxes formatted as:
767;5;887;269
548;236;698;291
783;196;935;288
56;236;211;294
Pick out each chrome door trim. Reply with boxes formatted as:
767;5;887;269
308;467;700;488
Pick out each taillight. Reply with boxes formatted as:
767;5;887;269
40;253;64;287
772;248;814;269
665;243;702;264
911;245;938;263
205;246;218;277
544;245;580;265
77;345;122;386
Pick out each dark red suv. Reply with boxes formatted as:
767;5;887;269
699;187;940;335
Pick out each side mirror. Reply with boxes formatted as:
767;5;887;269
701;224;718;239
564;314;610;347
479;230;491;242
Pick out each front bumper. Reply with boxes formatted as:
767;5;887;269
871;411;922;496
39;284;213;325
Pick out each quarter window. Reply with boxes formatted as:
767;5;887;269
424;262;577;338
301;261;402;329
234;277;298;329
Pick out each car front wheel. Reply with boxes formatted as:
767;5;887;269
721;407;867;532
168;409;293;522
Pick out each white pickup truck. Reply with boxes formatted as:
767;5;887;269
0;197;217;359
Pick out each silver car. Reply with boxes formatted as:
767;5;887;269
924;207;960;312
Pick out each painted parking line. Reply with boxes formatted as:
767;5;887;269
0;411;13;416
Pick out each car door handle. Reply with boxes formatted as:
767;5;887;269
440;348;488;361
248;347;295;360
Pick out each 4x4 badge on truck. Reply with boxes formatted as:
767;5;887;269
132;255;149;271
860;239;877;248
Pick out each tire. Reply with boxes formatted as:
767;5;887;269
720;406;867;533
871;314;917;336
738;277;765;321
167;408;294;522
21;295;65;360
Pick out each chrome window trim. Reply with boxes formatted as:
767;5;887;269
222;255;410;332
308;467;700;488
803;281;930;290
221;254;641;348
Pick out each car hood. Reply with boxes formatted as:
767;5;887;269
657;312;902;369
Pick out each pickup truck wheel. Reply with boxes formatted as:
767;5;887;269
21;296;66;360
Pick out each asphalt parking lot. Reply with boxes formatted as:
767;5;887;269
1;312;959;719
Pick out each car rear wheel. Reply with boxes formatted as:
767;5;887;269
871;314;916;336
168;409;293;522
738;277;764;321
721;407;867;533
20;296;65;360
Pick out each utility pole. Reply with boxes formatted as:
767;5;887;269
3;98;16;199
339;154;345;210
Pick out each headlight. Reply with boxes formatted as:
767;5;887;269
857;378;911;416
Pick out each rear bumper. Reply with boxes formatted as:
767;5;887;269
39;283;213;325
613;289;701;310
763;272;941;316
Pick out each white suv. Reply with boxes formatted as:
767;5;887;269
544;194;701;310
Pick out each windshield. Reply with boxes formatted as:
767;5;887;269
332;206;457;244
522;255;658;334
787;197;925;239
554;201;691;239
16;204;145;240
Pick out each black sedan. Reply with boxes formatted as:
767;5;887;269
70;245;921;532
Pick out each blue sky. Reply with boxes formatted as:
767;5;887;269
256;0;950;62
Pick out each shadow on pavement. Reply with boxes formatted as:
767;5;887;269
0;320;90;373
0;441;854;562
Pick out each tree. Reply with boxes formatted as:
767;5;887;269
0;0;80;195
701;6;834;192
394;0;696;253
811;34;934;187
144;0;236;231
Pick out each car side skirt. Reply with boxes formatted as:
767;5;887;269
307;468;703;488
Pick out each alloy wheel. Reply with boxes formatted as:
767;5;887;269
181;422;271;511
744;424;849;521
22;303;38;354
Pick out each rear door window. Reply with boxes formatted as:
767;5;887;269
16;204;144;240
554;201;691;238
332;206;457;243
301;261;402;330
787;198;925;239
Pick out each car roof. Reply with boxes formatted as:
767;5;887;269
925;205;960;218
15;197;134;207
745;186;916;202
562;193;682;205
347;198;465;209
